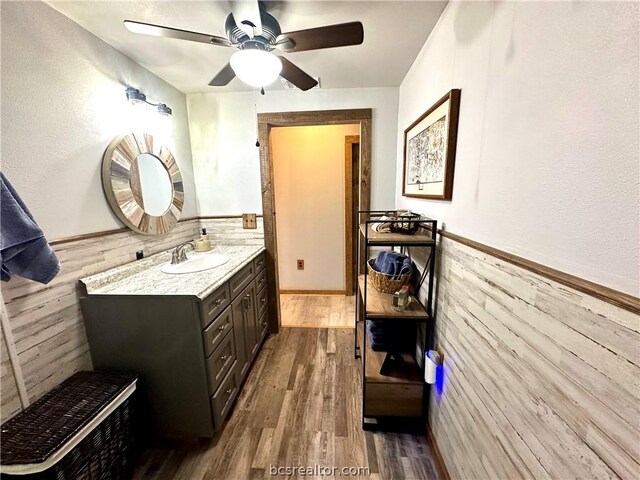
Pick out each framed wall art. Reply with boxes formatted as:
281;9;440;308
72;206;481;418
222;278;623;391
402;89;461;200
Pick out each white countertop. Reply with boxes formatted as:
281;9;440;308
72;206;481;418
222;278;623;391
80;244;265;300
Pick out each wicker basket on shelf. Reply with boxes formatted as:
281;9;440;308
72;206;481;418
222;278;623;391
366;259;410;294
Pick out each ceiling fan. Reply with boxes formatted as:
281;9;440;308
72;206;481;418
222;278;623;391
123;1;364;91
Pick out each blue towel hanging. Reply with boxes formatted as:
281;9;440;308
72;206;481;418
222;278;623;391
1;172;60;284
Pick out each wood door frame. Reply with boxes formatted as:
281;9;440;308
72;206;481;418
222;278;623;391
345;134;360;296
258;109;372;334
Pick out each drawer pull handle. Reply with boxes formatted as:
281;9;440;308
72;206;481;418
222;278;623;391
214;298;223;307
220;355;228;362
258;278;265;284
258;261;263;266
225;388;233;395
245;293;251;299
217;324;227;333
261;297;266;304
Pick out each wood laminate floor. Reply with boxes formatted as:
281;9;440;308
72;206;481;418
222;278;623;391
132;328;440;479
280;294;355;328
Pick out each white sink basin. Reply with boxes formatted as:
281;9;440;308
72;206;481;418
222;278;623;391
161;253;230;274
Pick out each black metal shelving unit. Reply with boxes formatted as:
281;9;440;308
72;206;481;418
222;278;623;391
354;210;437;430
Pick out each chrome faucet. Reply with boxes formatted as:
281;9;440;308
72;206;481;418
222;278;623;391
171;241;195;265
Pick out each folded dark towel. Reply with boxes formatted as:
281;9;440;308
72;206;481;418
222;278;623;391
366;321;414;352
373;251;412;281
399;256;412;278
1;172;60;284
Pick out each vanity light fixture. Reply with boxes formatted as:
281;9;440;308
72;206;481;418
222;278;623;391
125;87;173;116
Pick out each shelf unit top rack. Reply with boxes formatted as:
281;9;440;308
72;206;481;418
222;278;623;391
359;224;436;246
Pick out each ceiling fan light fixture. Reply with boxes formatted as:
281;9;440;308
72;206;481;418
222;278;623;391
230;49;282;88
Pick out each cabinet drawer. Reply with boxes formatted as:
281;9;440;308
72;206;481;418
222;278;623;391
200;283;231;328
255;268;267;294
211;364;239;428
254;252;266;273
206;330;236;394
258;310;269;342
229;262;255;300
256;282;268;318
203;305;233;357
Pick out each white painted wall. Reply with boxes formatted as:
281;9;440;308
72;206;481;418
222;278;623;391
1;1;197;240
186;87;399;216
272;124;359;291
395;1;639;295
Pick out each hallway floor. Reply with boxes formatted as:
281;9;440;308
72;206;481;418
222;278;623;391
280;294;355;328
132;327;440;479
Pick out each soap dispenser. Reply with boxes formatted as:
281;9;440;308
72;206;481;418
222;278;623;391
194;228;212;252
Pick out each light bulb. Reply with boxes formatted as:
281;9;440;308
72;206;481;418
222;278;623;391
230;49;282;88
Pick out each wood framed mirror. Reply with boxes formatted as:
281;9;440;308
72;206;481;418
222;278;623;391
102;132;184;235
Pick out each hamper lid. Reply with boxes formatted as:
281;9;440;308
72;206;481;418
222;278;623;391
0;371;137;469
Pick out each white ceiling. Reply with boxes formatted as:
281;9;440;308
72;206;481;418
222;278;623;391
47;1;447;94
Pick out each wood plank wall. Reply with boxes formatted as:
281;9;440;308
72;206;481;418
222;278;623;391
415;236;640;479
0;217;265;422
0;325;22;420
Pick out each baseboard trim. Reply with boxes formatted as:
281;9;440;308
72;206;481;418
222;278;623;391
281;324;354;329
279;290;348;295
438;230;640;315
427;425;451;480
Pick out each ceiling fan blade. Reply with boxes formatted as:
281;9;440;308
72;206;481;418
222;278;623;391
209;63;236;86
230;0;263;37
277;21;364;53
124;20;231;47
278;57;318;91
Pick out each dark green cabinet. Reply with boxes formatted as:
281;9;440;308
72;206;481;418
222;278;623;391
80;251;268;438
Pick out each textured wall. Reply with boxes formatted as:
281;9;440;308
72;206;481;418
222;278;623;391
420;236;639;480
186;87;399;216
0;1;198;240
395;1;639;296
272;125;360;291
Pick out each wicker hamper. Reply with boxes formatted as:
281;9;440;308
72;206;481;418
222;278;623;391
366;259;411;294
0;371;138;480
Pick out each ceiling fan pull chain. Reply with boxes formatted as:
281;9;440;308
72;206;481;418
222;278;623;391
254;90;260;148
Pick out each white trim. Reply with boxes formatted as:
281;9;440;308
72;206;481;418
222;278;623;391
0;380;137;475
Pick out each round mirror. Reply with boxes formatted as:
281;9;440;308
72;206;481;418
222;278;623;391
130;153;173;216
102;132;184;235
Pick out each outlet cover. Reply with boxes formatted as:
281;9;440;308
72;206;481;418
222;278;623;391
242;213;257;229
297;259;304;270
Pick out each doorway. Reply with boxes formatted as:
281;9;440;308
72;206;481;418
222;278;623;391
271;125;358;296
257;109;372;333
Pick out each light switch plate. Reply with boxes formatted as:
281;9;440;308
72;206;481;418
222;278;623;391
242;213;257;229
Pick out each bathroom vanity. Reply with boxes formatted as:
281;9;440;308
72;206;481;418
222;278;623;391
80;245;268;438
